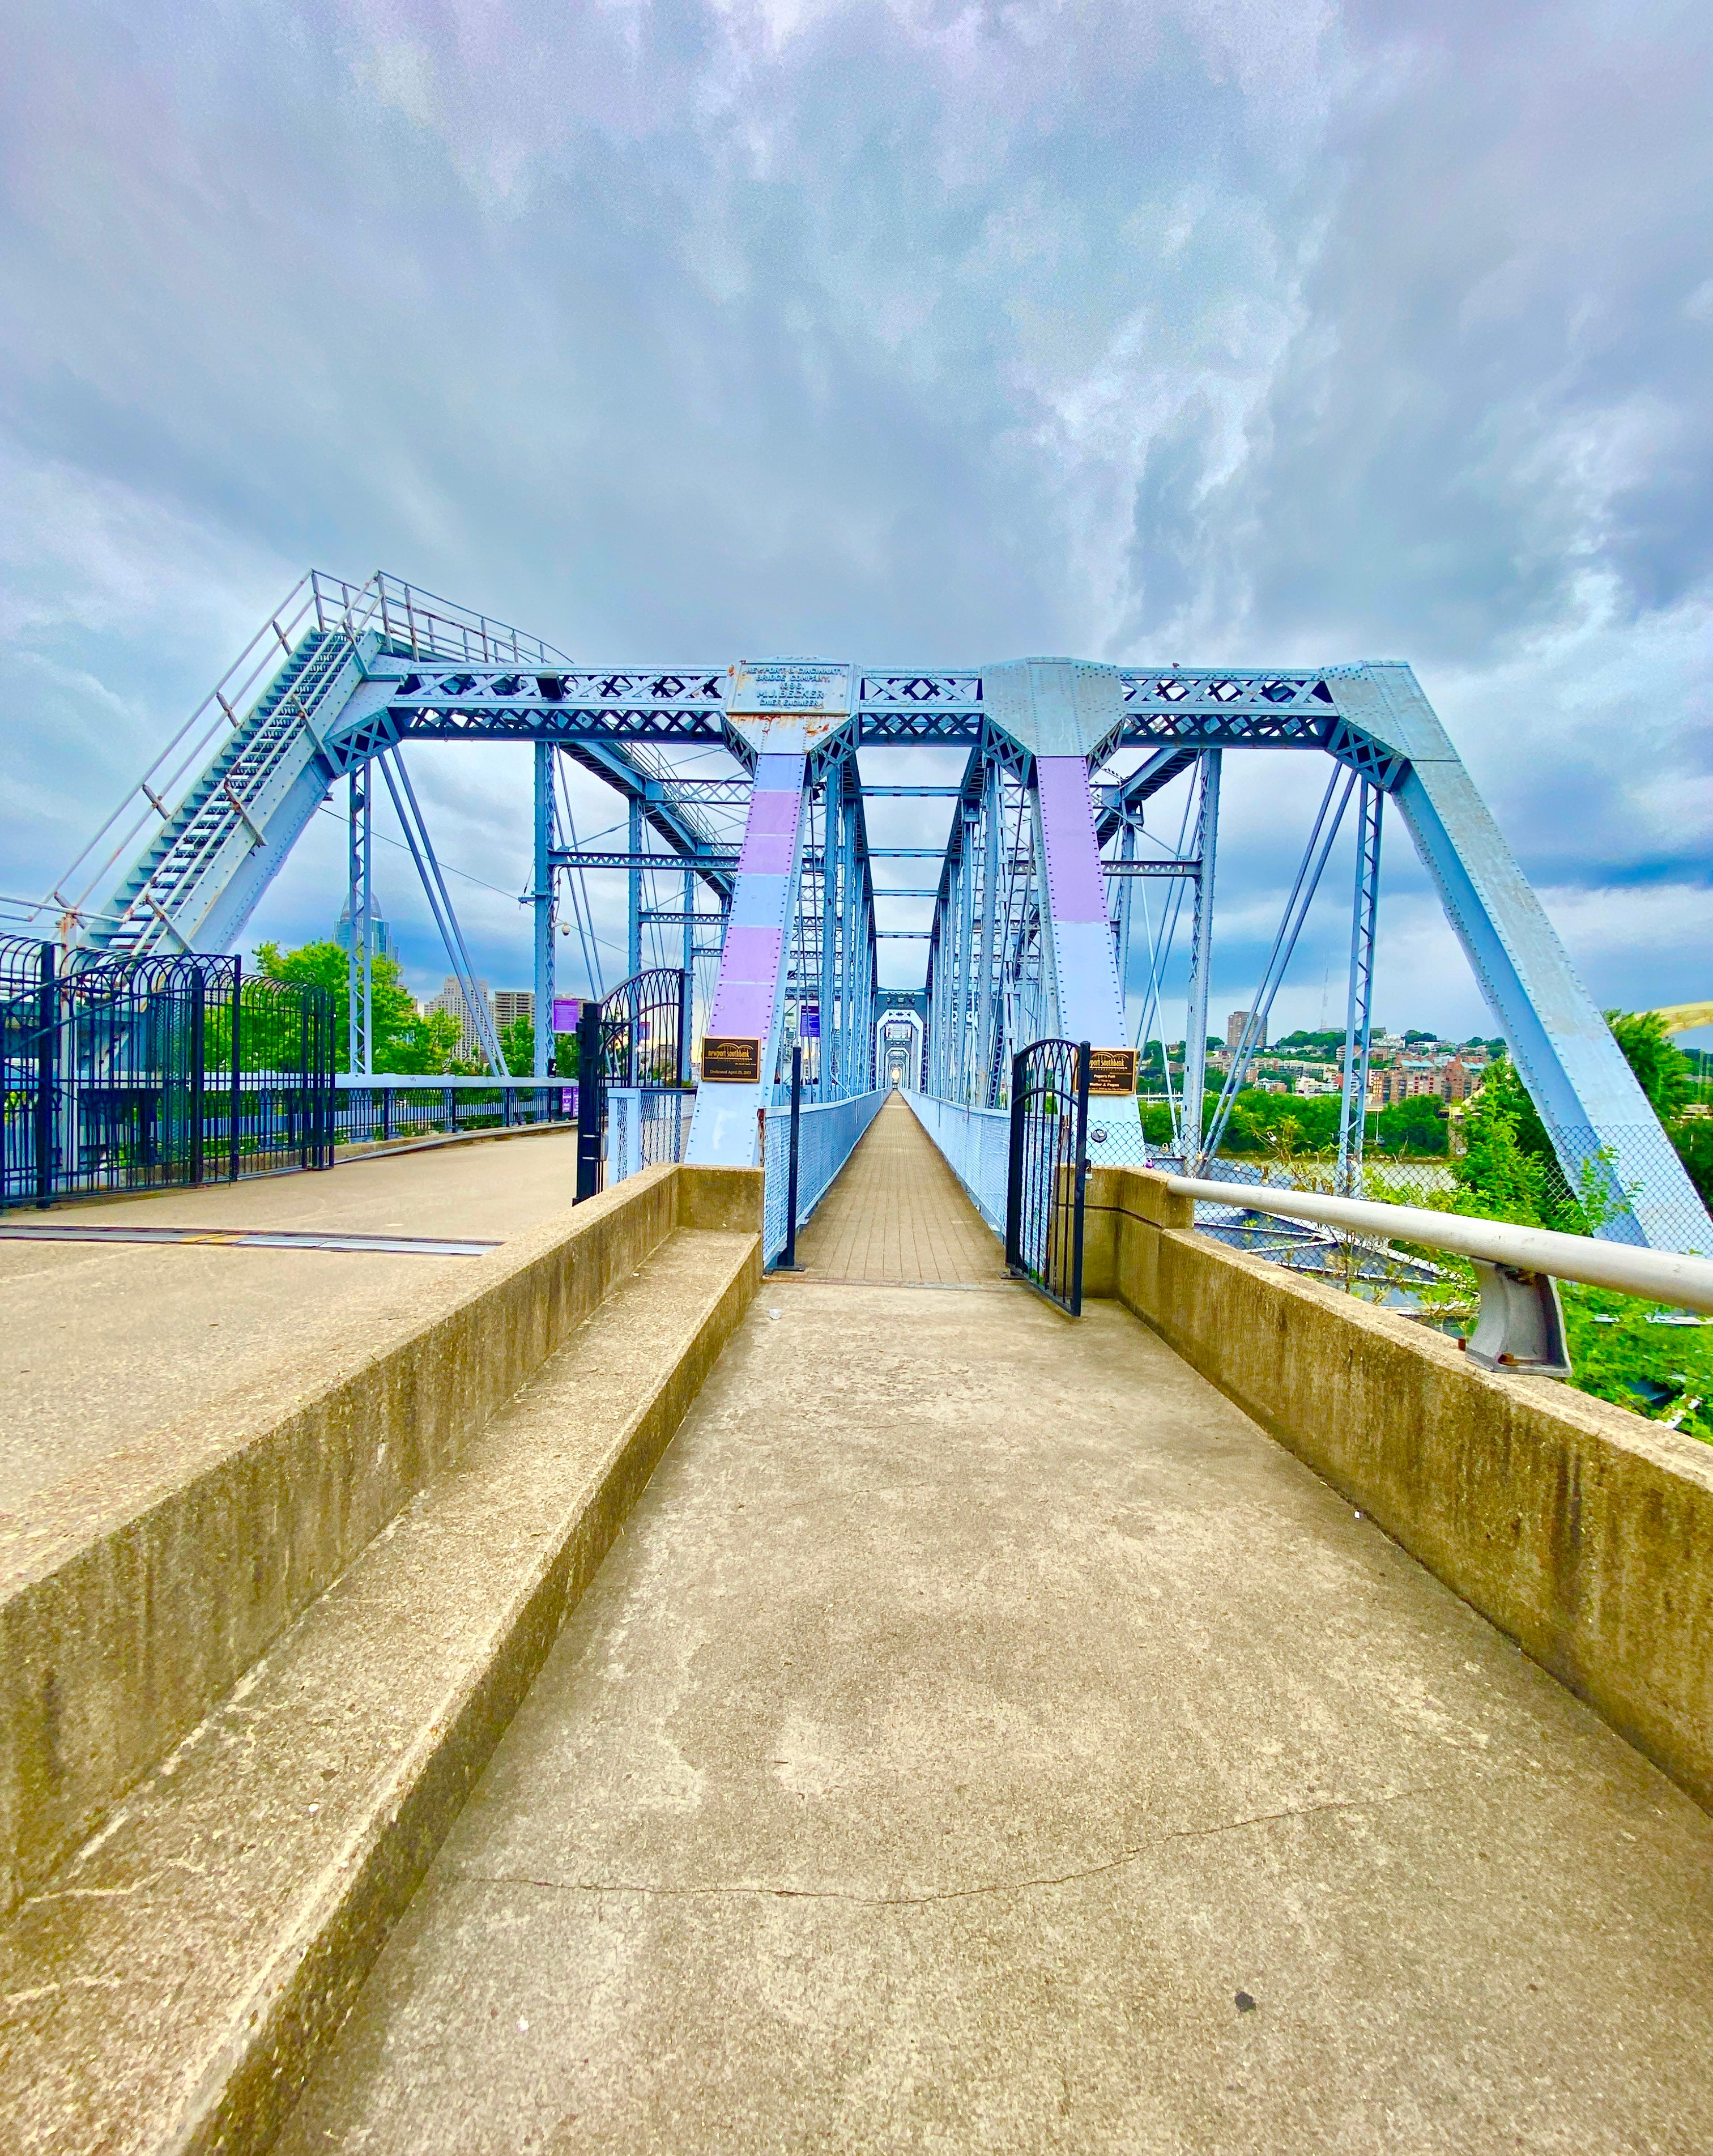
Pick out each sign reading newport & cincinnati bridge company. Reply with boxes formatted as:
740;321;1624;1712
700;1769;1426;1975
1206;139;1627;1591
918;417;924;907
727;659;853;717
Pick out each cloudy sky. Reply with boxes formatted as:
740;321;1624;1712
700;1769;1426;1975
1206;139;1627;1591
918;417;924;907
3;0;1710;1043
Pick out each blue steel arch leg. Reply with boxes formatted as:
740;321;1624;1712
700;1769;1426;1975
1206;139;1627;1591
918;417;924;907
1179;751;1221;1170
1337;781;1382;1194
1337;666;1712;1249
346;772;367;1076
627;798;643;980
681;866;694;1086
685;751;809;1167
532;742;555;1081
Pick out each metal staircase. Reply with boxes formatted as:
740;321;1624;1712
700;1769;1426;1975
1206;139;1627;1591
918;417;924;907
58;571;579;964
94;629;346;957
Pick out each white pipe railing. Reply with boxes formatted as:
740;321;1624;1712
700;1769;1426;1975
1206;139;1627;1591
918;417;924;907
1167;1175;1713;1315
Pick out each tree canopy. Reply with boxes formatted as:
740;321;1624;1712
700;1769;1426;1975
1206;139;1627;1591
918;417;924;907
252;941;464;1073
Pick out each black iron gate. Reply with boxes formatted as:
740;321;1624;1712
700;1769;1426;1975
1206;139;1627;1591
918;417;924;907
1;937;334;1209
574;966;692;1203
1004;1037;1091;1315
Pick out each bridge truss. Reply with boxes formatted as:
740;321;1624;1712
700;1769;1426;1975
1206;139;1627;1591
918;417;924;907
42;570;1711;1252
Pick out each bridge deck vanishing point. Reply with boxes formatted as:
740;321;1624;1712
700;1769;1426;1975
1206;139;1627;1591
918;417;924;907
272;1099;1713;2154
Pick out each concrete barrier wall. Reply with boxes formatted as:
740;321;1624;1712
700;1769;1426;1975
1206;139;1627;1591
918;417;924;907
1089;1166;1713;1813
0;1164;764;1915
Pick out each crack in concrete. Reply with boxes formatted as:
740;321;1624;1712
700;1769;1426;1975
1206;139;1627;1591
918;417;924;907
452;1787;1441;1910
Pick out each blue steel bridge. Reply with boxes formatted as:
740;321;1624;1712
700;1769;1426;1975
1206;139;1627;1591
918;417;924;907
14;569;1713;2156
42;567;1712;1254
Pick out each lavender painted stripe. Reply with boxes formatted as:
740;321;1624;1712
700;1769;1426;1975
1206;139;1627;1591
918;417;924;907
738;830;798;876
709;924;785;1038
1037;756;1107;922
736;756;806;874
744;791;802;837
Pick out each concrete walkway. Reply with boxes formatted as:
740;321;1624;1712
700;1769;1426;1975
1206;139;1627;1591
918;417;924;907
277;1109;1713;2154
0;1129;583;1511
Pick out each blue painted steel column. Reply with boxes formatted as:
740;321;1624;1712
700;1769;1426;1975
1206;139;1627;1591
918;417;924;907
346;774;363;1076
1179;751;1221;1169
1032;756;1128;1049
819;783;838;1101
1337;780;1382;1192
975;762;1002;1106
1338;664;1713;1249
627;797;642;980
685;751;809;1166
681;866;694;1085
532;741;555;1080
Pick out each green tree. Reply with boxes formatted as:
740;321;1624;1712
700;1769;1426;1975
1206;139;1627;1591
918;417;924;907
1606;1009;1691;1122
1674;1121;1713;1211
1374;1096;1448;1157
1448;1082;1553;1226
253;940;462;1074
498;1015;579;1079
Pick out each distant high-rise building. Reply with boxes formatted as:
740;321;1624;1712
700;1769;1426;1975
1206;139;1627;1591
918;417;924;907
492;990;535;1032
334;896;393;961
424;976;492;1062
1226;1009;1262;1050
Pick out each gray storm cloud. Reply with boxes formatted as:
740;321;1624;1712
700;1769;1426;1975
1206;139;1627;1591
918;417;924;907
2;0;1708;1034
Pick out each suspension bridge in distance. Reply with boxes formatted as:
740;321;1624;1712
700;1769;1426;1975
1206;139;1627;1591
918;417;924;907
6;573;1713;2154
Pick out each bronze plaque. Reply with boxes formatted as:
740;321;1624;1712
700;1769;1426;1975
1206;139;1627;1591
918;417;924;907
1088;1047;1138;1096
700;1035;762;1083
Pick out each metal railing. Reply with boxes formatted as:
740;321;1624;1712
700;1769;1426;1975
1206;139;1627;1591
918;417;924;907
46;569;573;940
1167;1175;1713;1377
333;1075;576;1148
762;1088;887;1266
2;938;333;1207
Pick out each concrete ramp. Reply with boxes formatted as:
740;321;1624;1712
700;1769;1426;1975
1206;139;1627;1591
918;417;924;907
271;1130;1713;2152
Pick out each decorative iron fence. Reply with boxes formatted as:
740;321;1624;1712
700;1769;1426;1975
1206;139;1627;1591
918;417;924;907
574;968;693;1203
1;938;333;1209
1004;1039;1090;1316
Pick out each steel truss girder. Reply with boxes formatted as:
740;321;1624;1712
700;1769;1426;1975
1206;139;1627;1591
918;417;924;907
551;851;738;874
73;592;1712;1248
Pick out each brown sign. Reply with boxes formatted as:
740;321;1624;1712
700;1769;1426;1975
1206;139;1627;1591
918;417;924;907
1088;1047;1138;1096
700;1035;762;1084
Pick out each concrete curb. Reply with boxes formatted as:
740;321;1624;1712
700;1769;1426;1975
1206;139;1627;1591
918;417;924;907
1;1224;762;2156
1093;1165;1713;1814
176;1233;762;2156
0;1165;761;1917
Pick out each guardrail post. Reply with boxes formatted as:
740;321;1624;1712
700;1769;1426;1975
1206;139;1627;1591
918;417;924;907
1070;1041;1091;1317
576;1002;604;1202
780;1045;804;1271
228;958;242;1182
189;968;206;1187
34;940;56;1209
1004;1049;1025;1272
